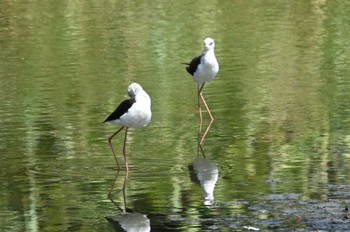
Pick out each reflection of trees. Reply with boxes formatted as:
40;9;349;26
1;0;350;231
216;0;350;199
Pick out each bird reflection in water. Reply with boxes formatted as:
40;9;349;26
105;171;151;232
190;149;219;206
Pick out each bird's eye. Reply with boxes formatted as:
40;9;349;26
209;42;213;45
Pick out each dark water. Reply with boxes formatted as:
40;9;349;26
1;1;350;231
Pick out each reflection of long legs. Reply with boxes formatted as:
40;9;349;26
198;83;214;145
108;170;119;199
198;143;205;157
108;170;129;213
108;126;125;169
108;170;124;212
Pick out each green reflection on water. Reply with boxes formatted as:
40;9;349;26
1;0;350;231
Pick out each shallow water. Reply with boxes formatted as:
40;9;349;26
1;1;350;231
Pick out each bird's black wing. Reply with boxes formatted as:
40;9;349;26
183;54;203;76
104;98;136;122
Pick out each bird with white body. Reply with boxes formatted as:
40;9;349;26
183;37;219;146
104;83;151;171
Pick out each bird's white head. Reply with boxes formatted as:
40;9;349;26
127;83;143;98
203;37;215;51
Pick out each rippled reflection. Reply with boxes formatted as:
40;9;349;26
191;149;219;206
106;171;151;232
2;0;350;231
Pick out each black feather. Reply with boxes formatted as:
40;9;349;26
184;54;203;76
104;98;135;122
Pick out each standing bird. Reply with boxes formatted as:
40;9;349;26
104;83;152;171
183;37;219;146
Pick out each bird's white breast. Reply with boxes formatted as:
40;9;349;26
193;51;219;85
118;91;151;128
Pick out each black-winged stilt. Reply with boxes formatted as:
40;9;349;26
104;83;152;171
183;37;219;145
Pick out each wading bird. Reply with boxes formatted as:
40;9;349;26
104;83;151;171
183;37;219;146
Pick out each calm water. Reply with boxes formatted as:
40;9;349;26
1;0;350;231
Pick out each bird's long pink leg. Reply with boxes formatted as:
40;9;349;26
197;84;204;151
198;84;204;142
108;126;125;170
122;127;129;172
198;83;214;145
122;170;128;212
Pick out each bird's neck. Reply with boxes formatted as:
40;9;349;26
203;49;215;59
135;91;151;106
202;49;217;64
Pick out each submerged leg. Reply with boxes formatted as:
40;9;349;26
108;126;125;170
